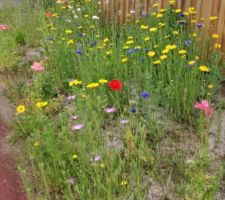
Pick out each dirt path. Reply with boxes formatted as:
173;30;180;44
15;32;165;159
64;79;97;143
209;109;225;200
0;83;26;200
0;123;25;200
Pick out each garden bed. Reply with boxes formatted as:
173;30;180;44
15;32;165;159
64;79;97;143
0;0;225;199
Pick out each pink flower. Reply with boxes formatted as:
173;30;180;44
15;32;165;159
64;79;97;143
67;95;76;100
105;107;116;113
72;124;84;130
90;155;101;162
0;24;9;30
67;177;76;185
195;100;213;117
31;62;44;72
120;119;129;124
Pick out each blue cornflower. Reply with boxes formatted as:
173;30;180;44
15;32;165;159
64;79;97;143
140;58;145;62
178;13;185;17
127;49;134;54
130;108;136;113
78;33;84;37
90;42;97;47
184;39;192;46
47;36;53;41
140;92;150;98
75;49;82;55
145;48;150;53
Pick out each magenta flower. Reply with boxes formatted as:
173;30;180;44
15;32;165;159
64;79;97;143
31;62;44;72
105;107;116;113
72;124;84;130
195;100;213;117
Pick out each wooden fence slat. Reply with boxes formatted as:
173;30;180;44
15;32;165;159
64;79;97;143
177;0;182;9
218;0;225;45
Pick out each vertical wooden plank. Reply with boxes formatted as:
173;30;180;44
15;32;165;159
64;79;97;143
196;0;203;23
101;0;105;21
185;0;191;9
135;0;141;18
210;0;220;36
124;0;129;22
115;0;120;24
143;0;148;15
162;0;169;8
218;0;225;46
105;0;109;22
130;0;135;21
222;20;225;53
109;0;114;21
177;0;182;9
118;0;122;24
190;0;196;7
201;0;213;27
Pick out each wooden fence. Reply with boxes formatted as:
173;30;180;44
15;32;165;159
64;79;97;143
100;0;225;53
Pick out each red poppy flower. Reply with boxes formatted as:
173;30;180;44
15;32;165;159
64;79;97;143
45;12;54;17
108;80;122;91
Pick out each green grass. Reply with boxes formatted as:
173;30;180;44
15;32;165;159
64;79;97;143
1;0;225;199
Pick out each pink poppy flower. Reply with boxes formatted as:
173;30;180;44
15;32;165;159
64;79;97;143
31;62;44;72
195;100;213;117
0;24;9;30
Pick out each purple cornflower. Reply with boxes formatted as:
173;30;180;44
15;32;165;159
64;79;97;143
197;23;203;28
105;107;116;113
72;124;84;130
140;92;150;98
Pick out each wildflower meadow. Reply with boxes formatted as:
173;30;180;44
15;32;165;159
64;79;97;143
1;0;225;199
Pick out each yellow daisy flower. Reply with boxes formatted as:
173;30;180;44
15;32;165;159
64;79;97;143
16;105;26;114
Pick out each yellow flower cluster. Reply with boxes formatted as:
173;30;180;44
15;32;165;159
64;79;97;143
199;65;209;72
